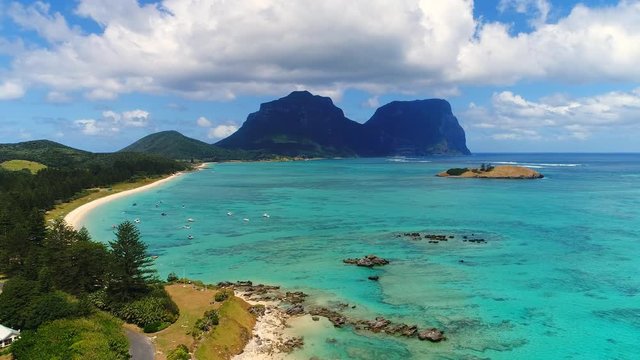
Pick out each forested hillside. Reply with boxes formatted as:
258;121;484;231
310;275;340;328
0;146;186;358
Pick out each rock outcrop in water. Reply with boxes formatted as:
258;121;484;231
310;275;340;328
216;91;471;157
343;254;390;267
437;165;543;179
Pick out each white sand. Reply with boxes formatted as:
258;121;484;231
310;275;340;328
233;293;294;360
64;163;209;230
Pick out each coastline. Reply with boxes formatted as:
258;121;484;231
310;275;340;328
64;163;208;230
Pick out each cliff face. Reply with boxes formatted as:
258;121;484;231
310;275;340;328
216;91;471;157
362;99;470;156
215;91;364;157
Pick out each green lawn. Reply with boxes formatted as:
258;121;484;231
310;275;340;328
0;159;47;174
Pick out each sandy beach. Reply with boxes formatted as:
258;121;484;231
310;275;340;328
233;292;295;360
64;163;208;230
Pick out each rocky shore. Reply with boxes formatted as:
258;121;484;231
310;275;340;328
223;280;446;358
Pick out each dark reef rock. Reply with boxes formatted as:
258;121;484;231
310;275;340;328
418;328;446;342
343;255;390;267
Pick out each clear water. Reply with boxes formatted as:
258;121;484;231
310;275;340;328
84;154;640;359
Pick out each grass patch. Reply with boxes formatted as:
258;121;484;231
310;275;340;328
195;296;256;360
151;284;220;360
45;175;167;222
0;159;47;174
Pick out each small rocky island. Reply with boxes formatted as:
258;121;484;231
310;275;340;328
437;164;543;179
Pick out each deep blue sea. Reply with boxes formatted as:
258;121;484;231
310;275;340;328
83;154;640;359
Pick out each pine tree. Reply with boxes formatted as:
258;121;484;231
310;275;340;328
107;221;156;302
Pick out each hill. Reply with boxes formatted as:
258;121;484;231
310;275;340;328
215;91;470;157
0;140;94;168
216;91;365;157
120;130;271;161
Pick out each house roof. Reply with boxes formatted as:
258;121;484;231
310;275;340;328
0;324;19;340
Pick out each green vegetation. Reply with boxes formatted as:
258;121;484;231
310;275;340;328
0;160;47;174
167;344;191;360
120;130;274;161
195;296;255;360
10;312;128;360
214;289;232;302
191;309;220;339
446;167;469;176
0;141;186;358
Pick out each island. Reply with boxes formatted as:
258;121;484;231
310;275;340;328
437;164;544;179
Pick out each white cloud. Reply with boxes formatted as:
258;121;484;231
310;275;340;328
0;80;25;100
7;1;79;43
208;124;238;139
196;116;212;127
498;0;551;27
2;0;640;99
74;109;150;135
121;110;150;127
364;96;380;109
463;88;640;141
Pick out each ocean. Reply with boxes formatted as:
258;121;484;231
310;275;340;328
84;154;640;359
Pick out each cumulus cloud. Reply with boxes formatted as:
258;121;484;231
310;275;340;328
208;125;239;139
196;116;212;127
74;109;150;135
0;80;25;100
2;0;640;100
463;88;640;141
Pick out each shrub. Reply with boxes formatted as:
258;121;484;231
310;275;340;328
167;272;179;283
446;168;469;176
167;344;191;360
190;309;219;339
214;289;232;302
11;313;129;360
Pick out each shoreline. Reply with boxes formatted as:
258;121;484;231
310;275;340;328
64;163;208;230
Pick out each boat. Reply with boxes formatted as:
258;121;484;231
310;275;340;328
134;218;141;223
188;235;194;240
243;218;250;222
183;225;191;229
262;213;270;218
187;218;195;222
161;212;167;216
227;211;233;216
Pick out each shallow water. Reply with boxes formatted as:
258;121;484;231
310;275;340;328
85;154;640;359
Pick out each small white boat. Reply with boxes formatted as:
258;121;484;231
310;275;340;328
243;218;250;222
227;212;233;216
262;213;270;218
187;218;195;222
134;218;141;223
188;235;194;240
183;225;191;229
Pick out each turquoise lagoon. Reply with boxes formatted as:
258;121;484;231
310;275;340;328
84;154;640;359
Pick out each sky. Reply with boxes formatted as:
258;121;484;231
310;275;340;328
0;0;639;153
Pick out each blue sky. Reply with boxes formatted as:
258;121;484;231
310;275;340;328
1;0;639;152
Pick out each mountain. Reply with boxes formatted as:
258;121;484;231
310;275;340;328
363;99;470;156
215;91;365;157
216;91;470;157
